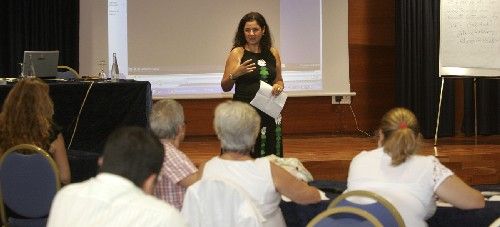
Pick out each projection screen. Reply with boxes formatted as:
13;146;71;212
80;0;353;98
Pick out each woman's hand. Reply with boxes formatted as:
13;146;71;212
231;59;256;80
222;47;253;92
272;84;283;96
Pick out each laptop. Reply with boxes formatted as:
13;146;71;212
22;50;59;79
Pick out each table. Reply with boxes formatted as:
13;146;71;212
0;79;152;153
280;181;500;227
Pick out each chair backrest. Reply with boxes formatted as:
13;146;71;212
0;144;60;225
181;178;265;227
329;190;405;227
307;206;383;227
490;217;500;227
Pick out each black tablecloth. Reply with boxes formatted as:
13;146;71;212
1;80;152;182
0;79;152;154
427;201;500;227
280;181;500;227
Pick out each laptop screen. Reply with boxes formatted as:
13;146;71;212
23;51;59;78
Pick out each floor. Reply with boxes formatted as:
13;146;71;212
180;134;500;185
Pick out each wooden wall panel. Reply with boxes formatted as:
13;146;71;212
177;99;227;136
348;0;395;46
178;0;396;137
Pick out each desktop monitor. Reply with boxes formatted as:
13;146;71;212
23;50;59;78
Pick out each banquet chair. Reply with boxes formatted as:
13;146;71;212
0;144;61;227
181;178;265;227
328;190;405;227
490;217;500;227
307;206;383;227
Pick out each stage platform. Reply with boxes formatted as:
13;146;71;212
180;134;500;185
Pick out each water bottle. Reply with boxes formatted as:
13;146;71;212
110;53;120;82
18;63;25;79
22;54;37;78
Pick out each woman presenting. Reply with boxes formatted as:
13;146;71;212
221;12;284;158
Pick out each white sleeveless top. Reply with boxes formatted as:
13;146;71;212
347;147;454;227
202;156;285;227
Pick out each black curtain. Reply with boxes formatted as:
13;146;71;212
463;79;500;135
396;0;499;138
0;0;79;77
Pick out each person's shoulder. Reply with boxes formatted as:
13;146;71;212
208;156;226;166
230;47;245;55
254;157;272;169
207;155;221;162
409;155;452;182
137;195;186;225
227;47;244;61
140;194;181;213
270;47;280;55
52;180;90;201
200;156;218;169
349;148;381;166
354;147;382;159
269;47;281;62
162;145;197;173
164;142;189;158
410;154;441;167
255;156;270;163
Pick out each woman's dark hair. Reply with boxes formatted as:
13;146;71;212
232;12;273;51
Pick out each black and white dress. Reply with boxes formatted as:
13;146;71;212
233;48;283;158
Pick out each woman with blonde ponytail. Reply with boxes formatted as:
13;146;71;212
379;107;421;166
346;107;484;227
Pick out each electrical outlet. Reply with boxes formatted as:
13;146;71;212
332;95;351;104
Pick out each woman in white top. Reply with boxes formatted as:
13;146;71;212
201;101;321;227
346;107;484;227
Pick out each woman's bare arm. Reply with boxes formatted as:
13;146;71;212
270;47;284;96
435;175;485;209
50;133;71;185
271;162;320;205
221;48;256;91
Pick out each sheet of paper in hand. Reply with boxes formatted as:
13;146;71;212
250;81;288;119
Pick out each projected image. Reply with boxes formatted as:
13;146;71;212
109;0;322;98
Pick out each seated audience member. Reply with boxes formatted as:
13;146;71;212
0;78;70;184
47;127;186;227
149;99;200;210
192;101;321;227
346;107;485;227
